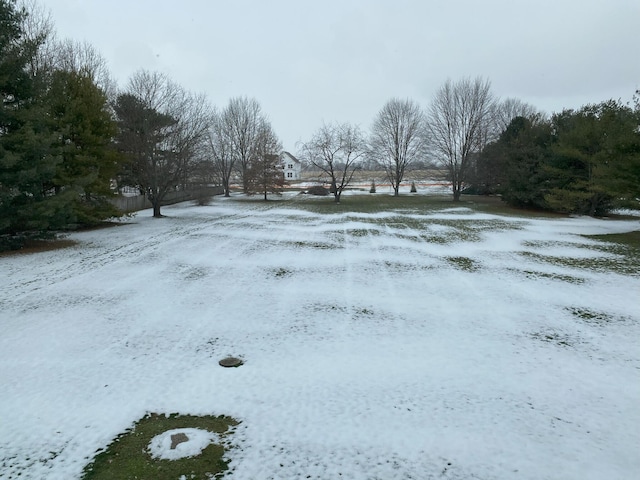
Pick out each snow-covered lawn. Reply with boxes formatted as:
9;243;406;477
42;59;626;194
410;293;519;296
1;196;639;479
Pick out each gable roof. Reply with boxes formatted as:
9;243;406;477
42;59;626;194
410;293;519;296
281;151;300;164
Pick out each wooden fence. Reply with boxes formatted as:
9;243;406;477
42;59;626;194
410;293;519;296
110;186;224;213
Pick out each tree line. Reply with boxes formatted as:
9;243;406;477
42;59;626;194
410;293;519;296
471;98;640;215
0;0;285;250
302;79;639;214
2;0;639;250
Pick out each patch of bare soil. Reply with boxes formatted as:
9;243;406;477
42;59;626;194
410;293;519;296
0;222;131;257
0;239;78;257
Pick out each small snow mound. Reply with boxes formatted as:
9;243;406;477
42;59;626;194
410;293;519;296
148;428;219;460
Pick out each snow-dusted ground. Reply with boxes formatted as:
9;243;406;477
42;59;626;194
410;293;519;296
1;194;639;480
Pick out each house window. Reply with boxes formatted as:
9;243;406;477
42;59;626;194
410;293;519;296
287;164;293;169
287;172;293;178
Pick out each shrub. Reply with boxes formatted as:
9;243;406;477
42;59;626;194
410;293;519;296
0;234;27;252
194;192;213;206
305;185;329;196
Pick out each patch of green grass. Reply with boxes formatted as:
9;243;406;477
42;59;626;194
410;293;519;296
460;194;566;218
380;218;482;244
346;228;371;237
522;240;580;249
520;231;640;276
230;194;638;276
82;413;238;480
468;219;525;232
585;230;640;249
568;307;608;321
420;234;453;245
273;267;292;278
520;269;585;284
520;251;639;276
445;256;480;272
392;217;523;245
530;331;574;347
566;307;619;326
306;302;348;314
290;194;455;214
287;240;337;250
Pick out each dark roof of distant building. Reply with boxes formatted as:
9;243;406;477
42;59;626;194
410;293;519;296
282;151;300;163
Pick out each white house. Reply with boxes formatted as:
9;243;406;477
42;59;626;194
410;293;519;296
281;151;302;181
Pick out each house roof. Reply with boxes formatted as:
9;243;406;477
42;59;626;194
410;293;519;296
281;151;300;164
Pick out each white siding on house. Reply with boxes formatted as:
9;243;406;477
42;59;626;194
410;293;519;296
281;152;301;180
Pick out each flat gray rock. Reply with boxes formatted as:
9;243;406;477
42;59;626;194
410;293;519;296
219;357;243;367
170;432;189;450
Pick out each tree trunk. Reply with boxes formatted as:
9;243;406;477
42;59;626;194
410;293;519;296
153;201;162;217
453;189;461;202
242;165;250;194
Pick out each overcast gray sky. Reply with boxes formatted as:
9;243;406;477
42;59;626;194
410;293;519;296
45;0;639;150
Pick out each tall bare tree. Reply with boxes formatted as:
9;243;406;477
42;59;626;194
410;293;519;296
300;122;366;203
226;96;264;193
18;2;116;100
369;98;427;196
207;99;279;198
52;39;116;100
114;70;212;217
207;107;234;197
17;0;55;77
427;77;496;201
493;97;542;133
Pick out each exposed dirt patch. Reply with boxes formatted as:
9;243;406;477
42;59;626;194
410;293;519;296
0;239;78;257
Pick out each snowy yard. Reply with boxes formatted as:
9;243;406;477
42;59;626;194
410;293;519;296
1;194;639;480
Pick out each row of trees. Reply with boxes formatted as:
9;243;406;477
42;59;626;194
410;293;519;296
1;0;123;246
301;78;639;214
300;78;542;202
115;77;283;214
2;1;638;250
1;0;284;249
207;97;282;199
470;98;640;215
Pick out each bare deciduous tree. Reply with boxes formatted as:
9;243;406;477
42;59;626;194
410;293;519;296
226;96;264;193
300;122;366;203
427;77;496;201
17;0;55;76
52;39;116;100
369;98;427;197
18;2;116;100
493;97;543;133
207;108;234;197
114;70;212;217
207;99;279;198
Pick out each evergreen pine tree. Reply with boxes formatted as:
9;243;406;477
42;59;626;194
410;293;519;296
46;69;122;225
0;0;69;246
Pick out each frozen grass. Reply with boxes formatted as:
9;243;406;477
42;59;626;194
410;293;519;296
1;193;639;479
